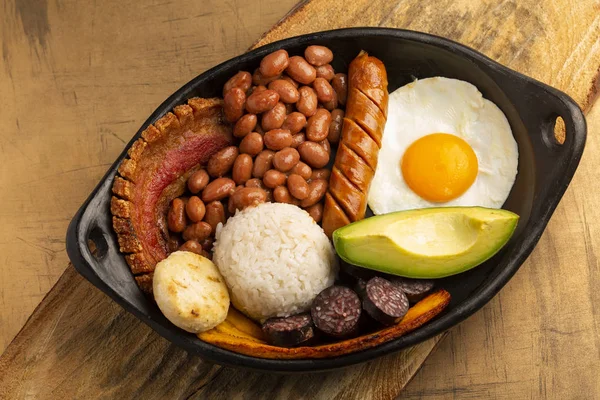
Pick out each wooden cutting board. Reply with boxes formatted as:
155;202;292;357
1;0;599;398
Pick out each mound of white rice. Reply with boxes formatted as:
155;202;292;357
213;203;337;322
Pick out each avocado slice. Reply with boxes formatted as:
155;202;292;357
332;207;519;278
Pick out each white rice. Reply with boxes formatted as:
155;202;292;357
213;202;337;322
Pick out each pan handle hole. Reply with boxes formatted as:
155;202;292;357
553;116;566;145
87;227;109;259
543;114;566;151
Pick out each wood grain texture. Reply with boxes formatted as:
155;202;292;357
0;0;443;398
0;266;444;399
1;0;599;398
403;100;600;399
256;0;600;113
0;267;220;399
0;0;300;352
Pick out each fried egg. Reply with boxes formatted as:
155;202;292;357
368;77;518;214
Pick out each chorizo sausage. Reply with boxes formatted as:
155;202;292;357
322;51;388;238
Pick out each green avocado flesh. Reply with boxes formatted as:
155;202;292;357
332;207;519;278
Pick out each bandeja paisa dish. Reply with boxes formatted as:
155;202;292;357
110;44;519;358
67;28;586;371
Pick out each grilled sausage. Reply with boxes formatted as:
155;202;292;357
322;51;388;237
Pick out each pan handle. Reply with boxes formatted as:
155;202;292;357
66;174;125;287
534;83;586;155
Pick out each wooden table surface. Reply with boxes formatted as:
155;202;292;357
1;0;599;398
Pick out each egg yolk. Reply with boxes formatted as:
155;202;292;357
401;133;478;202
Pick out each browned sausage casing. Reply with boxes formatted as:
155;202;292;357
322;51;388;238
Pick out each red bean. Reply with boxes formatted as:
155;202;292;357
273;186;299;205
179;240;204;255
313;77;335;102
286;56;317;85
315;64;335;81
298;141;329;168
304;45;333;66
183;221;212;242
264;129;293;151
207;146;238;178
252;150;275;178
272;147;300;172
168;198;187;233
201;178;236;203
297;86;318;117
287;174;309;200
261;102;287;131
232;154;253;185
204;201;226;233
290;162;312;180
300;179;328;207
239;132;264;156
229;187;268;212
268;79;300;103
246;89;279;114
233;114;257;138
306;109;332;142
259;50;290;78
185;196;206;222
223;88;246;122
187;170;209;194
263;169;287;189
282;112;307;134
223;71;252;96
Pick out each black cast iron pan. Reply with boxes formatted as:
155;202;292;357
66;28;586;372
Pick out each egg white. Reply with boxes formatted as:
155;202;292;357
368;77;518;214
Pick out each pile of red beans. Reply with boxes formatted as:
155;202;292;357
166;45;347;258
